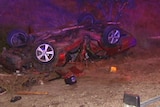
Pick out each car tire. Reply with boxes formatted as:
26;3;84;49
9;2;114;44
7;30;28;47
102;25;121;47
34;42;57;64
77;13;96;25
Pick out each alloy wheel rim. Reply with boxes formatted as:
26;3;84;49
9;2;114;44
36;43;55;62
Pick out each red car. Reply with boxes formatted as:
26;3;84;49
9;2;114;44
2;15;136;72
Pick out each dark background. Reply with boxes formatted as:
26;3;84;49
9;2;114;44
0;0;159;51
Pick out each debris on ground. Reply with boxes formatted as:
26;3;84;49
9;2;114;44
16;91;48;95
110;66;117;73
10;96;22;102
0;86;7;95
64;75;77;85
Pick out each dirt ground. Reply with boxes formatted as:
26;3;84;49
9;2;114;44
0;0;160;107
0;43;160;107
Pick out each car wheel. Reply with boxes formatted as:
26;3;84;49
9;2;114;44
77;13;95;25
102;26;121;46
34;42;57;63
7;30;28;47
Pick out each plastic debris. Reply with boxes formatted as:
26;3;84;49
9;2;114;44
110;66;117;73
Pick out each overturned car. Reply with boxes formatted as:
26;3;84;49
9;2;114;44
0;15;136;73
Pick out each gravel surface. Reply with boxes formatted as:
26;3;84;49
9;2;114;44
0;47;160;107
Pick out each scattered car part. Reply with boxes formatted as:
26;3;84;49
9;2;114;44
123;92;160;107
123;92;140;107
64;76;77;85
64;75;77;85
63;70;77;85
